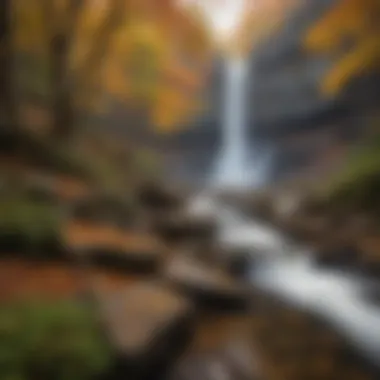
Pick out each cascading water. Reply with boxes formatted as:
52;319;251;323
213;59;252;188
211;58;271;189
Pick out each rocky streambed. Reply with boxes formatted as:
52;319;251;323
3;182;380;380
108;185;380;380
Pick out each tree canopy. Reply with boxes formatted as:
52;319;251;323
12;0;212;135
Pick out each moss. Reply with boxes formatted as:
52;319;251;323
323;139;380;215
0;300;111;380
0;194;62;256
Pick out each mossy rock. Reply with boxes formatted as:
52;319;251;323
71;194;137;227
0;195;63;258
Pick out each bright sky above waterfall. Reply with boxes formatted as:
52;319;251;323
182;0;250;39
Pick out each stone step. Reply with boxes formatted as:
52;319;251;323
95;282;195;380
64;223;163;274
164;256;251;312
153;214;217;245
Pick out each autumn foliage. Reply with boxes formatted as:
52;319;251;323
304;0;380;95
12;0;212;135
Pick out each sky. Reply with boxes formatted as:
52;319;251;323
181;0;249;40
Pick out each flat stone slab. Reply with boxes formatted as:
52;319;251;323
96;282;194;379
164;256;250;311
65;223;162;273
154;214;217;245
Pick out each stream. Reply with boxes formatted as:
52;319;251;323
190;194;380;367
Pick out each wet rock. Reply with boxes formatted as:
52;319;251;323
356;236;380;276
247;192;277;221
137;181;182;213
164;256;250;311
97;282;195;380
283;215;332;243
314;243;360;269
154;214;217;246
169;340;259;380
222;249;253;279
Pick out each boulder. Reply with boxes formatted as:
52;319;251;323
137;182;182;213
357;235;380;276
164;256;250;311
71;195;136;228
65;223;162;274
222;249;254;279
247;192;277;222
154;214;217;246
314;243;360;269
96;282;195;380
169;340;259;380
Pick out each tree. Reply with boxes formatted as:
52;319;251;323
13;0;211;137
42;0;85;140
0;0;18;130
304;0;380;96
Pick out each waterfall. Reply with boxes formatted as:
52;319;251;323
213;58;251;188
211;57;273;189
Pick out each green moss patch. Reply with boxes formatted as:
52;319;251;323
0;299;112;380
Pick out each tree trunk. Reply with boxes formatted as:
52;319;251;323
0;0;17;130
46;0;83;141
50;32;73;140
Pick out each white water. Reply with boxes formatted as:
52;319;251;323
213;60;256;188
188;194;380;365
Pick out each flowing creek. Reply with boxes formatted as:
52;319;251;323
190;194;380;367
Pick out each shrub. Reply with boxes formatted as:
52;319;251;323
0;300;111;380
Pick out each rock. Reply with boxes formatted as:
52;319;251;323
65;223;162;274
357;235;380;276
96;282;195;380
154;214;217;246
169;340;259;380
137;182;181;213
247;192;276;222
164;256;250;311
314;243;360;269
71;195;135;228
281;214;332;243
222;249;253;279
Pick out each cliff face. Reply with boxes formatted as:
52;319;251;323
247;0;380;181
247;0;334;136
